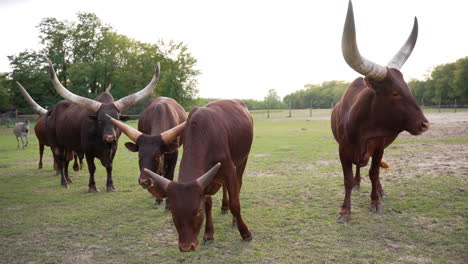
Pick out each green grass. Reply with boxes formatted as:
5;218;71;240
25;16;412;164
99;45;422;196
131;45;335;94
0;111;466;263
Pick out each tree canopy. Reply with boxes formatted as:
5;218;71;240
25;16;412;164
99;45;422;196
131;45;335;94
1;12;199;114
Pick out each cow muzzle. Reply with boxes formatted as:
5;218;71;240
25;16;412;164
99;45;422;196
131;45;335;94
179;241;198;252
139;177;152;189
103;134;116;143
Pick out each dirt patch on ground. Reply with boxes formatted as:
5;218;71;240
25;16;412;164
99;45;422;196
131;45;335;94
400;112;468;139
383;141;468;182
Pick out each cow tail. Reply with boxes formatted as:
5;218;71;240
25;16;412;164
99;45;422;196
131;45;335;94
380;160;391;171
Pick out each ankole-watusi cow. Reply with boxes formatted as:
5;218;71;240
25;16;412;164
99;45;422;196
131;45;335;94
142;99;253;252
16;82;82;171
48;60;160;191
107;97;187;209
332;1;429;222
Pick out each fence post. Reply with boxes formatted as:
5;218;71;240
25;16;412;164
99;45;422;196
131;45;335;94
454;99;457;113
288;101;291;118
309;100;313;117
438;100;441;113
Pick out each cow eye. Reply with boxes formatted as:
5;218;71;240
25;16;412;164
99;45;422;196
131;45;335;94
392;92;399;97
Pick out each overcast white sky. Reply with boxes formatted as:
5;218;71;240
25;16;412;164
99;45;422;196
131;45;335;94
0;0;466;100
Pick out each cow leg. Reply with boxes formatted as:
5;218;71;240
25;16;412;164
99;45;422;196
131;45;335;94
24;135;28;148
221;185;229;214
353;165;361;190
105;148;116;192
20;136;25;149
86;154;99;193
369;149;384;213
337;148;354;223
38;144;44;169
225;163;252;241
203;195;215;244
16;137;20;149
72;152;80;172
56;148;68;188
64;150;72;184
106;165;116;192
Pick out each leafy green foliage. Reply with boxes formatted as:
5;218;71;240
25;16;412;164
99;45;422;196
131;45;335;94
409;57;468;105
284;80;349;109
3;13;199;114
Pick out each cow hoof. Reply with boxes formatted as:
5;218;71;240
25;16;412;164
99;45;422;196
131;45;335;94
242;233;253;242
73;166;79;172
353;184;360;191
221;208;229;214
66;178;73;184
203;238;214;245
106;186;116;192
89;187;100;193
371;204;382;213
155;199;163;205
336;213;350;223
61;184;69;189
379;191;386;199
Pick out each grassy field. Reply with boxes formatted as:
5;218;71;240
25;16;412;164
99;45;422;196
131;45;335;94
0;110;466;263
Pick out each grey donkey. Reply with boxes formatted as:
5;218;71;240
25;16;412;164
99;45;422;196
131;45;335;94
14;120;30;149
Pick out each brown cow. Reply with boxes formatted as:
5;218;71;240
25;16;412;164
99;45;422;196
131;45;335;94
107;97;187;209
48;60;160;191
332;1;429;222
16;82;82;171
142;99;253;252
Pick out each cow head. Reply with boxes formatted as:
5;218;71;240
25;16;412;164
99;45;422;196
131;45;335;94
106;115;186;186
48;60;160;143
143;163;221;252
342;0;429;135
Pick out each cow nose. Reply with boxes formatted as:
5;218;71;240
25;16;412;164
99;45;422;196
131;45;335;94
104;135;115;142
420;121;430;132
139;178;151;188
179;242;198;252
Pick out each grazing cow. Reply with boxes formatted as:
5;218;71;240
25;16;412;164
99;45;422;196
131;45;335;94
13;120;29;149
332;1;429;222
142;100;253;252
48;60;160;191
107;97;186;209
16;82;82;171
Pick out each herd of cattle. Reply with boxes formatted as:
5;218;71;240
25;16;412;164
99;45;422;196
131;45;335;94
12;1;428;252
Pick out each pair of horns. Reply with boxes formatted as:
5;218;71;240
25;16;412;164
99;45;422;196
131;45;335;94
16;81;47;115
143;163;221;191
342;0;418;80
106;114;186;144
48;60;160;112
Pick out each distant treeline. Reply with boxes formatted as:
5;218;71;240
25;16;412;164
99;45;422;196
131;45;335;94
0;13;199;114
409;57;468;105
279;56;468;109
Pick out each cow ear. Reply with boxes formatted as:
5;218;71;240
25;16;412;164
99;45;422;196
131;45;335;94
125;142;138;152
119;115;131;122
162;142;179;154
147;185;167;199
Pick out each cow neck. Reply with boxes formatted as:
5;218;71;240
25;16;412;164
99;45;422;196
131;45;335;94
177;118;213;183
344;88;397;164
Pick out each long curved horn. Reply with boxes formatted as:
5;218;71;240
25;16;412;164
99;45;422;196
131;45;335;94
342;0;387;80
105;84;112;93
105;114;142;142
196;163;221;189
161;121;186;144
143;168;171;191
48;60;102;112
387;17;418;69
113;62;161;112
16;81;47;115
